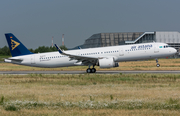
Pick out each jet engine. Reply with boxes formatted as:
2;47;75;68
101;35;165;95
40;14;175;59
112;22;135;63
98;58;119;68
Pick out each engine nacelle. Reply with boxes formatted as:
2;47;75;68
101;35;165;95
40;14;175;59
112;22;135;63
98;58;119;68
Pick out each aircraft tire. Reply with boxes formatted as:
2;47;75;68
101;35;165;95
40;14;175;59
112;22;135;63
156;64;160;67
91;68;96;73
86;68;92;73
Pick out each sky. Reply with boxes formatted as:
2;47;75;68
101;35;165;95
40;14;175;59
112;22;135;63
1;0;180;49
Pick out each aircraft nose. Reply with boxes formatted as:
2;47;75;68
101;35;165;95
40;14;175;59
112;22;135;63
172;48;177;54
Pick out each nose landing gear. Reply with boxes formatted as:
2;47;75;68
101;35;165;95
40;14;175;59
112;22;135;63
156;58;160;67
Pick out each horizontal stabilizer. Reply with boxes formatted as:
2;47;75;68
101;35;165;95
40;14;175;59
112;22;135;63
7;57;23;61
4;57;23;63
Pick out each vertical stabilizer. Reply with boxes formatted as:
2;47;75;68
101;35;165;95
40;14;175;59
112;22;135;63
5;33;33;57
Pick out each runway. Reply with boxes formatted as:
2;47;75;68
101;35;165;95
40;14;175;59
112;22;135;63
0;70;180;74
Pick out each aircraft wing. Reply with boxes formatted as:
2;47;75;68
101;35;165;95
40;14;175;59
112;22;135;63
54;44;103;65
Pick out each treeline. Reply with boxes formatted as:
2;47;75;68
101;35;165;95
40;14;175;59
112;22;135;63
0;46;10;55
0;45;68;56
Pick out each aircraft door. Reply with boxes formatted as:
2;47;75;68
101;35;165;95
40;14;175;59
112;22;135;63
76;52;80;55
154;44;159;53
119;49;124;56
31;55;35;64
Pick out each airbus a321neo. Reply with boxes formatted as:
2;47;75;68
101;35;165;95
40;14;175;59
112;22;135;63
4;33;177;73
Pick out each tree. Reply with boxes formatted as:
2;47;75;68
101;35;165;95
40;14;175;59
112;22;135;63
0;45;68;55
0;46;10;55
34;46;52;53
50;46;57;51
60;45;68;50
28;48;34;53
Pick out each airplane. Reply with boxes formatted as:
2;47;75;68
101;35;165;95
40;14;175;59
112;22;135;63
4;33;177;73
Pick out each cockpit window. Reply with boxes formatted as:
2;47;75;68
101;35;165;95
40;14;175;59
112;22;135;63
160;45;169;48
164;45;169;48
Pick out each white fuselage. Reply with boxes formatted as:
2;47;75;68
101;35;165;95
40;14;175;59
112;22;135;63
6;42;177;68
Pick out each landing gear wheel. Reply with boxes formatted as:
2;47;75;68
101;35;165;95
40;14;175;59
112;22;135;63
91;68;96;73
155;58;160;67
156;64;160;67
86;68;92;73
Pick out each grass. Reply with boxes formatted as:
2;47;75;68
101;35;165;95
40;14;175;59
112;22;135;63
0;74;180;115
0;55;10;62
0;58;180;115
0;58;180;71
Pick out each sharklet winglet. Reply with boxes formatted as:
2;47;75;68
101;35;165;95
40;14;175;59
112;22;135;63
54;44;63;54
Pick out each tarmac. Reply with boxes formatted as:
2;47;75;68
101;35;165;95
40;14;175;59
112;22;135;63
0;70;180;74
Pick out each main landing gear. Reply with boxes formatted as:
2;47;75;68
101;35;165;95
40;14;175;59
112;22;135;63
156;58;160;67
86;65;96;73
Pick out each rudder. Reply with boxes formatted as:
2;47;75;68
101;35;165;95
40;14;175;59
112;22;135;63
5;33;33;57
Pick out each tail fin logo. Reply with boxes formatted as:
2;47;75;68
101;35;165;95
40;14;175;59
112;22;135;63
11;39;20;50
